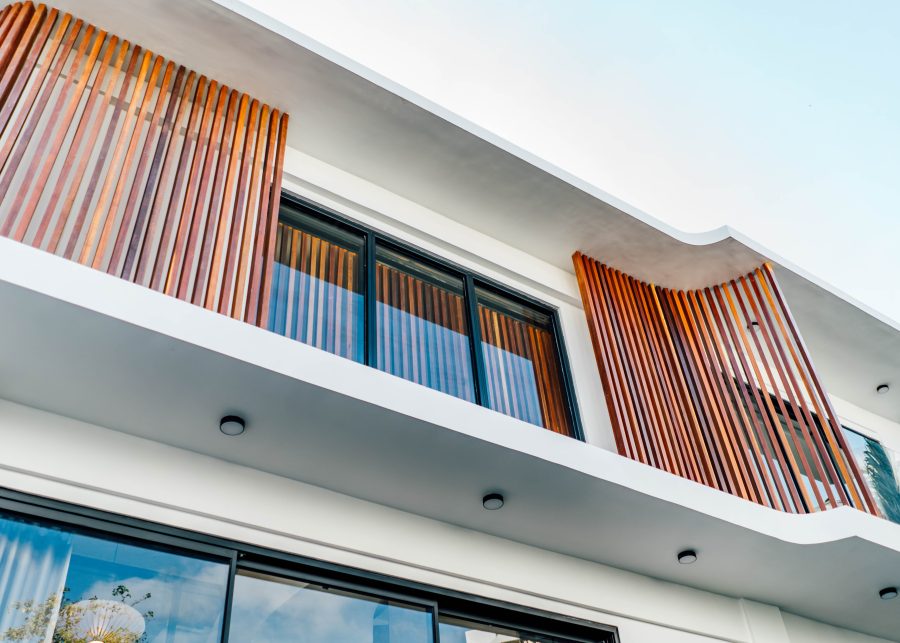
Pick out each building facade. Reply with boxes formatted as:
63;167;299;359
0;2;898;642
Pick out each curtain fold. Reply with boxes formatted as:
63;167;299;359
268;220;363;362
477;298;573;436
375;259;475;402
0;519;73;641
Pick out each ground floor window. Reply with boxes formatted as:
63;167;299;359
0;512;229;642
0;491;617;643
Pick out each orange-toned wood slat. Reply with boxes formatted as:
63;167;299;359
0;13;79;227
0;4;290;328
573;252;879;517
36;33;120;250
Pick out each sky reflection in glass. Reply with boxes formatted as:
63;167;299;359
0;513;228;643
229;570;434;643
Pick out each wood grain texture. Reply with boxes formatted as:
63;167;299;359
574;252;880;515
0;3;289;325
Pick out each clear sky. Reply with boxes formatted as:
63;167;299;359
285;0;900;322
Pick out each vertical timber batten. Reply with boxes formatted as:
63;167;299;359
0;2;289;326
573;252;880;517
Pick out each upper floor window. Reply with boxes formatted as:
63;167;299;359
842;426;900;523
268;196;580;439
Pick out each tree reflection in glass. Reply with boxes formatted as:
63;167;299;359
0;514;229;642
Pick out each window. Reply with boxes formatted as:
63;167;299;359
735;390;900;518
229;569;434;643
268;208;366;363
268;196;580;438
476;288;571;435
376;246;476;402
440;615;564;643
0;512;229;642
0;491;618;643
842;427;900;523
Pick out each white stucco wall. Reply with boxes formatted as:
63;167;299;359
0;400;892;643
279;145;900;465
279;147;617;451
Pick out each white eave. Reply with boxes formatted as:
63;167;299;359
43;0;900;425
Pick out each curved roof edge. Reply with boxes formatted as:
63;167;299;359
216;0;898;334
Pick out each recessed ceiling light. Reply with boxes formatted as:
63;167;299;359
876;384;890;395
482;493;504;510
879;587;898;600
677;549;698;565
219;415;246;436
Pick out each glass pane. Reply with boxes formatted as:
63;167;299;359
843;427;900;523
439;615;555;643
476;288;573;436
0;512;228;642
229;569;434;643
376;247;475;402
268;205;365;363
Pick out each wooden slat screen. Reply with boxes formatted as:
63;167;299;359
375;255;476;403
268;220;364;362
574;252;879;515
0;2;288;325
477;295;573;436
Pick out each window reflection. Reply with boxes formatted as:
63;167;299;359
376;247;475;402
268;206;365;363
439;616;547;643
229;570;434;643
476;288;573;436
843;427;900;523
0;513;228;643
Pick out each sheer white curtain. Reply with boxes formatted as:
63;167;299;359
0;518;73;642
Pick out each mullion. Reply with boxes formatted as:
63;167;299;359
219;551;240;643
365;232;377;367
465;274;489;407
279;193;582;440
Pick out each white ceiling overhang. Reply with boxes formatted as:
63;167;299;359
0;238;899;639
35;0;900;422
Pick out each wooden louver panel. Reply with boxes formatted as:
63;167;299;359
0;3;288;325
573;252;879;516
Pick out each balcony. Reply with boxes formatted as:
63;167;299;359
0;3;579;438
0;1;899;639
2;235;900;640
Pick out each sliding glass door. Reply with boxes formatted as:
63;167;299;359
0;512;229;642
0;492;617;643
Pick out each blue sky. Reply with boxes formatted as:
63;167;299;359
284;0;900;323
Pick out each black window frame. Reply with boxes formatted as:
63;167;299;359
0;487;618;643
278;191;584;441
